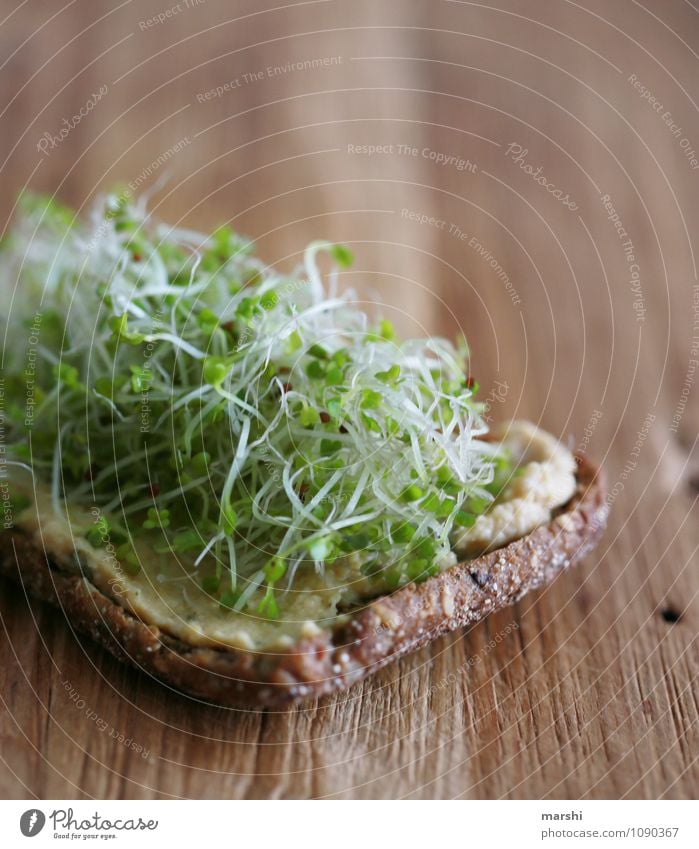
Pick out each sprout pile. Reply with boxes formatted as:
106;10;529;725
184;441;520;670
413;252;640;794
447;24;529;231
1;192;511;619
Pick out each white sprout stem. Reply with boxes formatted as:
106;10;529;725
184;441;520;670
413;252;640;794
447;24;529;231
220;415;251;508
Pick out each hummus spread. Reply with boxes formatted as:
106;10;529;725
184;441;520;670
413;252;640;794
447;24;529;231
11;420;576;651
453;420;577;556
14;487;353;652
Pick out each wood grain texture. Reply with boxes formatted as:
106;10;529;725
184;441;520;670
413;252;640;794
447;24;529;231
0;0;697;799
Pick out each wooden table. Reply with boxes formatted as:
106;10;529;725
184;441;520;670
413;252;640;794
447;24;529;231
1;0;697;799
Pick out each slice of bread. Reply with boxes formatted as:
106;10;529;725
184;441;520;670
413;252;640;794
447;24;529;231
0;455;607;708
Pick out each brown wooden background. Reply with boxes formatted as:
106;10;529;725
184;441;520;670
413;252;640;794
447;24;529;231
0;0;697;799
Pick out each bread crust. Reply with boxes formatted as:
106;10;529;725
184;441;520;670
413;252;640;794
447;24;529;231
0;456;607;708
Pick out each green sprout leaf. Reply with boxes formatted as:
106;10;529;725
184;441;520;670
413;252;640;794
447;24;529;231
330;244;353;268
203;357;230;387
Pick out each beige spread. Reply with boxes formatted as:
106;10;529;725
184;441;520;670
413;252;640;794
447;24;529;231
12;420;576;651
453;420;577;556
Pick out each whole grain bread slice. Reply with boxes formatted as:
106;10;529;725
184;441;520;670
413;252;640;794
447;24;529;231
0;456;607;709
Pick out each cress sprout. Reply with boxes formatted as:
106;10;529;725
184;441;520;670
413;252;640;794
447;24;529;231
0;192;509;619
